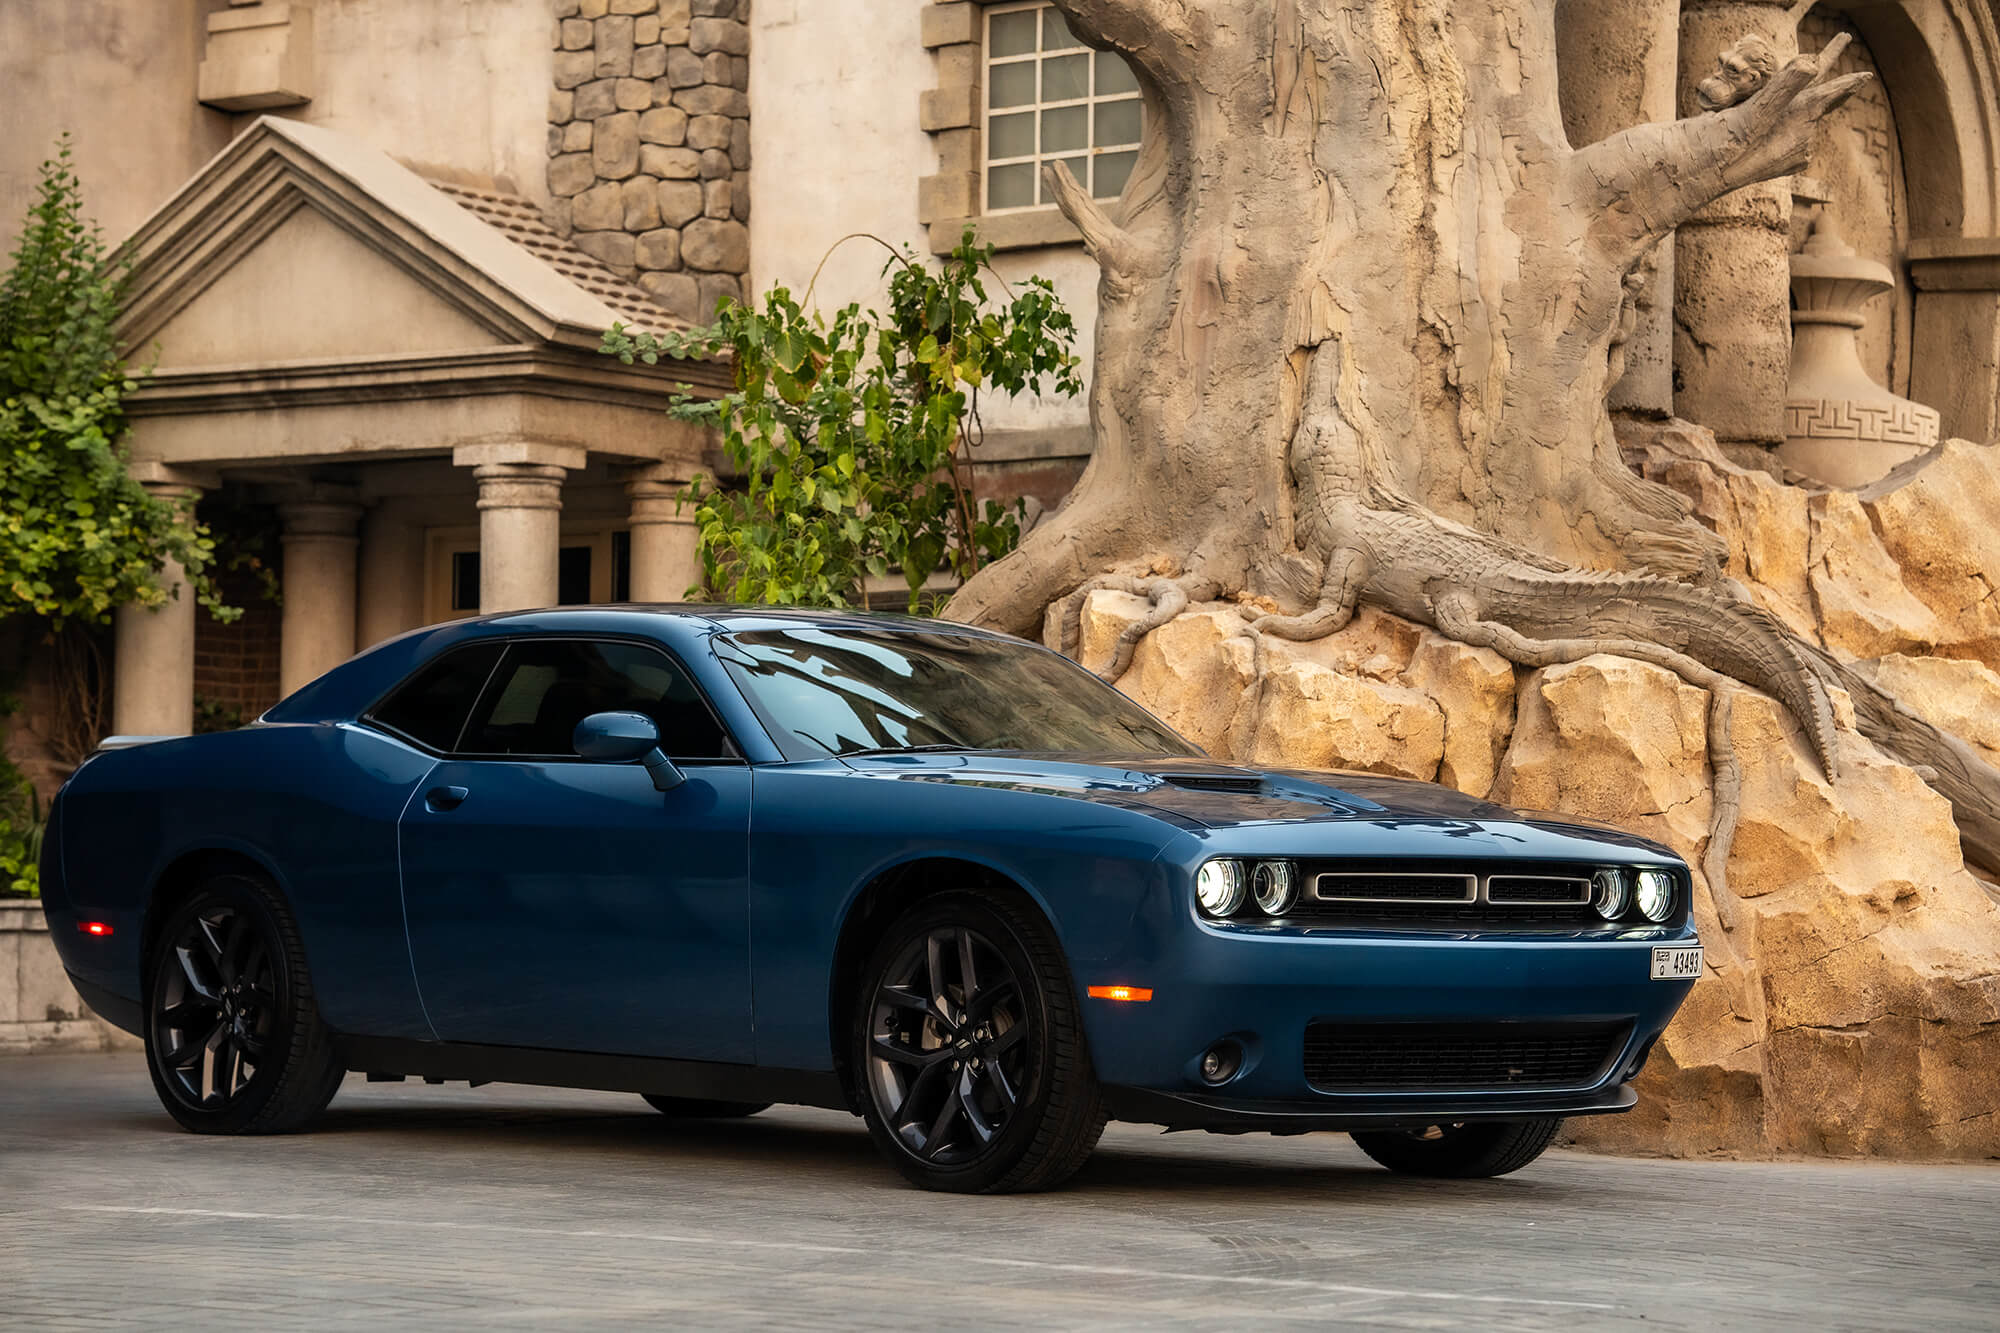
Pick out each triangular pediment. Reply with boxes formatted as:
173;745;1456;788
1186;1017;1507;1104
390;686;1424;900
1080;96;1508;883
117;116;663;369
145;204;504;368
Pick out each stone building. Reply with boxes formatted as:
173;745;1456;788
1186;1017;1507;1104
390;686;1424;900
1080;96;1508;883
0;0;1997;743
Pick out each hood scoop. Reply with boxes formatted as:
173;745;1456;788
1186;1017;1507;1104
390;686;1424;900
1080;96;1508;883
1155;771;1267;794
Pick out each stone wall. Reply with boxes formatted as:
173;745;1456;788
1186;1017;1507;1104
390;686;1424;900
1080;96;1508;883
547;0;751;322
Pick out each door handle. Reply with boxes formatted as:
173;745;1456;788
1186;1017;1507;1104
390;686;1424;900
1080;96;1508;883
425;785;470;812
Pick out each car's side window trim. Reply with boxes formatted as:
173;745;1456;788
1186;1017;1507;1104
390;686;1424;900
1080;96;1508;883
451;634;748;766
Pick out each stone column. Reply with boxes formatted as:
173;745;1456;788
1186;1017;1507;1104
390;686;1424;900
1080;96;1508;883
1909;238;2000;446
278;489;362;696
454;444;587;614
112;473;208;738
625;466;702;603
356;502;427;648
1557;0;1679;416
1674;1;1799;449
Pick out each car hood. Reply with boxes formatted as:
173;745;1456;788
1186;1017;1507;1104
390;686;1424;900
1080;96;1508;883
837;751;1673;849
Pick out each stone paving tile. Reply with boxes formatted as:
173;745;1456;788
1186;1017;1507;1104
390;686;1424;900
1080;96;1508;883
3;1054;1997;1330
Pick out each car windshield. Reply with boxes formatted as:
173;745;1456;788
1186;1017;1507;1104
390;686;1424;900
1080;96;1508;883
715;626;1199;760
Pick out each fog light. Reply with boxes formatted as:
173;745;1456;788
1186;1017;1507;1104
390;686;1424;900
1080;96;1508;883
1195;860;1246;918
1251;861;1297;916
1592;868;1631;922
1199;1042;1242;1085
1636;869;1677;923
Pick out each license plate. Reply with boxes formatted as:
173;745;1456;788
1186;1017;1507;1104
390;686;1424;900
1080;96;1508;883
1651;945;1703;980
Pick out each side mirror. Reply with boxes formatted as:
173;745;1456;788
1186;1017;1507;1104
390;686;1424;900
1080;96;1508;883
572;711;686;792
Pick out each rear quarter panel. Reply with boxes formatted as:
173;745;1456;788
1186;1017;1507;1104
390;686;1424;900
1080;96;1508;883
50;722;438;1039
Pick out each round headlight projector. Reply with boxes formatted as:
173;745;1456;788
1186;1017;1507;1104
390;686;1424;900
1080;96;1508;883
1251;861;1297;916
1198;859;1299;919
1591;868;1632;922
1635;869;1678;923
1194;860;1246;917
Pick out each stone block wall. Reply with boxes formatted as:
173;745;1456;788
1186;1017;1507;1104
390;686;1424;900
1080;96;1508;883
547;0;751;323
0;902;140;1054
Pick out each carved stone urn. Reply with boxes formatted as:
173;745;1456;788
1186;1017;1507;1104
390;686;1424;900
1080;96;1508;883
1778;215;1940;487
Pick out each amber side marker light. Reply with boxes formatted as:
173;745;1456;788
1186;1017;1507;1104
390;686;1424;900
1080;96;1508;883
1087;985;1153;1002
77;921;113;938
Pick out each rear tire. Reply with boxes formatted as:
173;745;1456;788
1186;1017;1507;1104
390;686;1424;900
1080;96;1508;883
143;872;344;1135
1350;1117;1563;1178
640;1095;770;1118
852;890;1105;1193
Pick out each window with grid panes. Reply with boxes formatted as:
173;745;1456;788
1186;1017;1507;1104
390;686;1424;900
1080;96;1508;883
984;2;1144;214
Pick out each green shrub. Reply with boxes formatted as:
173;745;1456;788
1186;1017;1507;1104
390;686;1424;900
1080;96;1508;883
0;769;39;898
604;232;1082;611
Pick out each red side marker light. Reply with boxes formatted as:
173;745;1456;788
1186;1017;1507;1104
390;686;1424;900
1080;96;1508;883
1087;985;1153;1003
77;921;113;938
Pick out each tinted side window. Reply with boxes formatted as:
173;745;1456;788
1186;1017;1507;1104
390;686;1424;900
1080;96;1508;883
460;639;733;761
367;643;505;752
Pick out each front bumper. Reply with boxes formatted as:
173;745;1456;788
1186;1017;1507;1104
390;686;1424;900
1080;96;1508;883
1080;924;1697;1131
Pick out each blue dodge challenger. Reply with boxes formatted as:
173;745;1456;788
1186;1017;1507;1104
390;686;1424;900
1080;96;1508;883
41;607;1700;1192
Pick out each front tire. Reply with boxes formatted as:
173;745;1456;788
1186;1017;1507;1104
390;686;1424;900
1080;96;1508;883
853;891;1105;1193
143;872;344;1135
1350;1118;1563;1178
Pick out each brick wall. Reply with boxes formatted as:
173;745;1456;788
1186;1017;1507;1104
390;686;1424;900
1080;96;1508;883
193;563;284;727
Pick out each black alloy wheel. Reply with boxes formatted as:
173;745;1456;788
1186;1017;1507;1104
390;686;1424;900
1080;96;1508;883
144;873;344;1135
854;891;1105;1193
1350;1117;1564;1178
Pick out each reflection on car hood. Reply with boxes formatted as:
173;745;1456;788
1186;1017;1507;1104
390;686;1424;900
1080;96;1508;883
839;751;1672;846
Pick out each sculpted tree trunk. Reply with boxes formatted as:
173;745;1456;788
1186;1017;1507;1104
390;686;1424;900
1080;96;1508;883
946;0;2000;882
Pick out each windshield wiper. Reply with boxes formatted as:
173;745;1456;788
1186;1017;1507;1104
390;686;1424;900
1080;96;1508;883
838;743;972;758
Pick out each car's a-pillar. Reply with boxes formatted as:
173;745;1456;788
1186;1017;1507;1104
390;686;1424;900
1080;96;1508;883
454;442;586;614
622;463;702;604
276;485;362;696
112;462;215;738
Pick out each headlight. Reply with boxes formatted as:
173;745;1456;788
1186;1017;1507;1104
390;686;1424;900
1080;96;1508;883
1636;869;1677;923
1592;868;1632;922
1195;859;1246;918
1251;861;1297;916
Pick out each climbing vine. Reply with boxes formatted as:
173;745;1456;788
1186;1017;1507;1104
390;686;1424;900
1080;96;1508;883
0;138;231;628
604;231;1082;611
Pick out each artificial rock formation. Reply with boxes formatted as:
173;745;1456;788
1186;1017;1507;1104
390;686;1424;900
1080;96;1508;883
1070;422;2000;1158
940;7;2000;1112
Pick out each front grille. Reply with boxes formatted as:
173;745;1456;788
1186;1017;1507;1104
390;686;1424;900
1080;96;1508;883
1283;860;1629;929
1487;875;1591;905
1313;873;1475;903
1303;1021;1629;1092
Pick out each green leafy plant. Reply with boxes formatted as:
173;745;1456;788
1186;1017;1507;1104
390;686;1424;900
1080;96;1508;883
0;136;233;628
0;769;41;897
603;231;1082;611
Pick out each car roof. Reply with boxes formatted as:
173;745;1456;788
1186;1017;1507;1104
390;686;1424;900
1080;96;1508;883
460;604;1017;637
260;605;1026;727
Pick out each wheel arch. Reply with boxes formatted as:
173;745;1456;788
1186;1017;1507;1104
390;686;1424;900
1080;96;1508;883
825;855;1064;1110
141;846;295;986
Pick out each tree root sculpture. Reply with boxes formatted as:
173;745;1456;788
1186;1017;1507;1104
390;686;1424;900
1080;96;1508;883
947;2;2000;880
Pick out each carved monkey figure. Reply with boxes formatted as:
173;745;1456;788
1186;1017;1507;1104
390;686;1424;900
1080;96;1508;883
1696;34;1780;111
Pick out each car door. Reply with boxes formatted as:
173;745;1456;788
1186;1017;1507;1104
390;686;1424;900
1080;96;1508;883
396;636;753;1063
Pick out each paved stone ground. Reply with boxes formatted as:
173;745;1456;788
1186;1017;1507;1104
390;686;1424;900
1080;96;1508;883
2;1055;1996;1330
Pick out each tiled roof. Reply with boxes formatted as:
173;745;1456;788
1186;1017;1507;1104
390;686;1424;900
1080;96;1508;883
429;180;680;337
